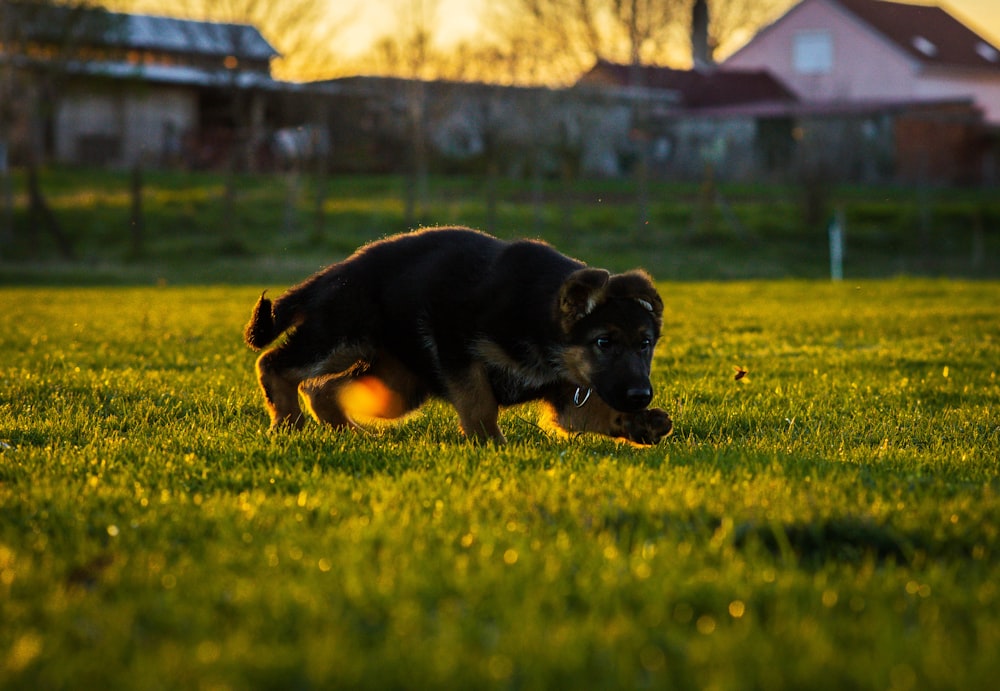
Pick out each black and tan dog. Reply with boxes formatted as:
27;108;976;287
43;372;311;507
244;227;672;444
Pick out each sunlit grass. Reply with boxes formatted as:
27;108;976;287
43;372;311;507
1;280;997;689
322;197;406;215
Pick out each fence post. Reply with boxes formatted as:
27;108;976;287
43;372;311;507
829;206;844;281
129;161;144;260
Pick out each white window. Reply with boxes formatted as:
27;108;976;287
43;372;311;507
911;35;937;57
976;42;999;63
793;30;833;74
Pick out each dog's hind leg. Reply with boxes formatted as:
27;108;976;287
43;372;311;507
299;374;356;429
301;352;428;428
446;363;505;443
298;342;378;426
255;348;307;430
343;352;428;420
255;335;374;431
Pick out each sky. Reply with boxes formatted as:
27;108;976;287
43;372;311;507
337;0;1000;58
336;0;487;56
941;0;1000;44
115;0;1000;64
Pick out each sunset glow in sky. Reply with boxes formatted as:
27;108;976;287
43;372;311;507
338;0;1000;58
115;0;1000;72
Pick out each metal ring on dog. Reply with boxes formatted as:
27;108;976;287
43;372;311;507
573;387;592;407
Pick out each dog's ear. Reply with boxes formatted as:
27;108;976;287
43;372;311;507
607;270;664;326
558;268;610;332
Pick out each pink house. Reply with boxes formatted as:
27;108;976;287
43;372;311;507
724;0;1000;124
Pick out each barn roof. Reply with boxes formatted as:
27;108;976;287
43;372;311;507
114;13;278;61
6;3;278;61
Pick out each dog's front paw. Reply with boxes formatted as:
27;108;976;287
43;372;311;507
623;408;673;445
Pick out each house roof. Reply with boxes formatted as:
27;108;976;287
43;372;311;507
578;60;797;107
833;0;999;70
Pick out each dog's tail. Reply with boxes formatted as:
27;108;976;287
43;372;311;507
244;291;304;351
245;268;347;350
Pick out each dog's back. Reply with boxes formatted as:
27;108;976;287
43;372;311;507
246;227;579;362
244;228;497;349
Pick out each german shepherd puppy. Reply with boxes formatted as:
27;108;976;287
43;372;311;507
244;227;672;444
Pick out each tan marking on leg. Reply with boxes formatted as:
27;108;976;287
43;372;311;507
545;394;623;438
447;363;504;443
545;392;672;445
256;352;304;430
300;375;354;428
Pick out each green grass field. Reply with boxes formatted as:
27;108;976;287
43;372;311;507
2;280;998;690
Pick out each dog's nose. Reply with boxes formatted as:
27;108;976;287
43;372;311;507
626;386;652;408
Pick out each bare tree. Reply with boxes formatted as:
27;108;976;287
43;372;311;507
0;0;15;247
486;0;687;81
475;0;793;82
0;0;123;259
483;0;603;83
356;22;568;87
164;0;339;247
617;0;691;66
264;5;356;82
706;0;790;62
363;0;441;227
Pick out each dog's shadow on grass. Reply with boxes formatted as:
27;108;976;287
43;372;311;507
596;506;978;570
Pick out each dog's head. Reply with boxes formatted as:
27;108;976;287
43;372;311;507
557;268;664;412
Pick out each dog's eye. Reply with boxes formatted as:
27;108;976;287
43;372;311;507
595;336;612;350
639;338;652;351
